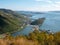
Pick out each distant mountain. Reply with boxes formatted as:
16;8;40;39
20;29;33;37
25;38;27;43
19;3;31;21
31;18;45;25
16;11;45;14
49;11;60;13
16;11;45;17
0;9;14;14
0;9;30;34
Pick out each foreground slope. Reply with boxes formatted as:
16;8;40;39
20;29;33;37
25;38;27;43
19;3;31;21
0;9;29;34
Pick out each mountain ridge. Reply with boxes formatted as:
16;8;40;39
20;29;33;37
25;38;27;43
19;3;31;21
0;9;30;34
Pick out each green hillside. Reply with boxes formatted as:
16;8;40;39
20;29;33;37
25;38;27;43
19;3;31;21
31;18;45;25
0;9;29;34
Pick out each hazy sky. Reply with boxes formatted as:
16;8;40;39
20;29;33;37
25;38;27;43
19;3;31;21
0;0;60;11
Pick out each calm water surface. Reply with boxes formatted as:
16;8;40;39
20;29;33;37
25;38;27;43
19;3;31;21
31;12;60;32
12;12;60;36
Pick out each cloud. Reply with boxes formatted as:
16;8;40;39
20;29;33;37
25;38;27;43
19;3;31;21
19;5;60;12
16;0;60;11
55;2;60;4
56;2;60;4
35;0;52;3
28;0;60;11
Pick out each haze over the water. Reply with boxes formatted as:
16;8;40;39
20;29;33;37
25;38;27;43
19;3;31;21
0;0;60;12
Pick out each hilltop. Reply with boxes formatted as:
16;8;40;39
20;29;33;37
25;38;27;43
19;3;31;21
31;18;45;25
0;9;30;34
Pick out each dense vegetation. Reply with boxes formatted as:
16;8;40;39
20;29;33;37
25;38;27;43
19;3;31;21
0;9;30;34
0;30;60;45
0;9;60;45
31;18;45;25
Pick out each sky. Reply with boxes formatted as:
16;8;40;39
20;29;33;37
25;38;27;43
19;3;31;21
0;0;60;11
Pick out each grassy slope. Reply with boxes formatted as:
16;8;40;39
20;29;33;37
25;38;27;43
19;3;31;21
0;9;29;34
